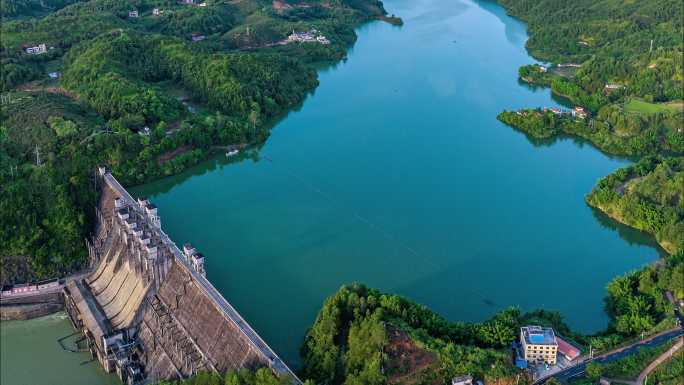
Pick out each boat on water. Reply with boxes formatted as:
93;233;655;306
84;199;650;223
226;149;239;157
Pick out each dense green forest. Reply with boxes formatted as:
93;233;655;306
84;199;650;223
0;0;81;19
496;0;684;157
299;283;588;385
0;0;389;284
586;156;684;255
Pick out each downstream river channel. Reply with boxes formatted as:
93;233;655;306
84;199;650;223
1;0;664;383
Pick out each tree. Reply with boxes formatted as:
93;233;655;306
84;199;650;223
586;362;604;381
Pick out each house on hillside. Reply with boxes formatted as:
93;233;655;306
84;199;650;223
128;10;139;17
191;32;206;41
25;43;47;55
153;8;162;15
452;375;473;385
572;106;587;119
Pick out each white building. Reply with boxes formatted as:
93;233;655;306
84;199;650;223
25;43;47;55
128;10;139;18
520;326;558;365
288;29;330;44
452;375;473;385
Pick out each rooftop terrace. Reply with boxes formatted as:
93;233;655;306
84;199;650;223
521;325;557;346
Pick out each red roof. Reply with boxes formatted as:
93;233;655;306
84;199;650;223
556;336;580;360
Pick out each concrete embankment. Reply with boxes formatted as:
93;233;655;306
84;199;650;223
0;292;64;321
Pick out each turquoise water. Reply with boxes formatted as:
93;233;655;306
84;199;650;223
0;1;663;383
131;0;662;366
0;313;119;385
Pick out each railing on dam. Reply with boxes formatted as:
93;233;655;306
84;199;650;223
101;171;301;383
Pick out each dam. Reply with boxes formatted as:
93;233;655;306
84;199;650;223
62;167;299;385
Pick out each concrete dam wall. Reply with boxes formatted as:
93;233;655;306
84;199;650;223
64;168;299;385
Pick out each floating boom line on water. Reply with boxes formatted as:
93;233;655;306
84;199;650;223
260;154;497;308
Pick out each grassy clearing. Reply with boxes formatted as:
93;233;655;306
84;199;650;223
624;99;684;114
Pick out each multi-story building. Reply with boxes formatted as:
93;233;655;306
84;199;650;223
520;326;558;365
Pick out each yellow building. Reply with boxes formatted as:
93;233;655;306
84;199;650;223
520;326;558;365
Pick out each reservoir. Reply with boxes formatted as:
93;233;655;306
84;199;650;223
132;0;662;366
0;0;663;382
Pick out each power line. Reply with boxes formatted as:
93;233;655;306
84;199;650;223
260;154;497;307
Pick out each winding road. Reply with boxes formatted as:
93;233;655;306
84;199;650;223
535;301;684;384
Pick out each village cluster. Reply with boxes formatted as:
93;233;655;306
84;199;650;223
543;105;588;119
287;29;330;44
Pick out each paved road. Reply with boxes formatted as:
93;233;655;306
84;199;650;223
534;327;684;384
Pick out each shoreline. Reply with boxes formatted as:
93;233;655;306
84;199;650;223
586;201;677;256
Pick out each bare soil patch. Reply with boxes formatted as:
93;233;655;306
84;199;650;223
384;324;439;385
157;145;193;165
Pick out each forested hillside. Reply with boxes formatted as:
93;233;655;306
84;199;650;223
587;156;684;255
299;284;586;385
496;0;683;157
299;255;683;385
0;0;389;284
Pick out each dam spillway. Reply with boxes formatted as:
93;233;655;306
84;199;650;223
63;168;299;385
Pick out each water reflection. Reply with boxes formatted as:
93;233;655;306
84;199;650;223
474;0;529;47
590;206;667;257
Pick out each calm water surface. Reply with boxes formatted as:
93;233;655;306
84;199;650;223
1;0;663;382
132;0;662;366
0;313;119;385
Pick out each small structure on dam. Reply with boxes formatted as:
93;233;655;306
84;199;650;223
63;168;299;385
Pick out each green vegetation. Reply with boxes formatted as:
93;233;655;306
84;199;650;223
588;251;683;353
497;0;684;157
156;368;311;385
497;109;684;156
0;0;82;19
300;251;683;384
586;156;684;255
579;340;677;382
601;341;673;379
0;0;389;284
649;350;684;385
171;248;683;385
624;99;683;115
300;283;587;385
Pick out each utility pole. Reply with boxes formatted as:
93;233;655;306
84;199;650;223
649;39;653;53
